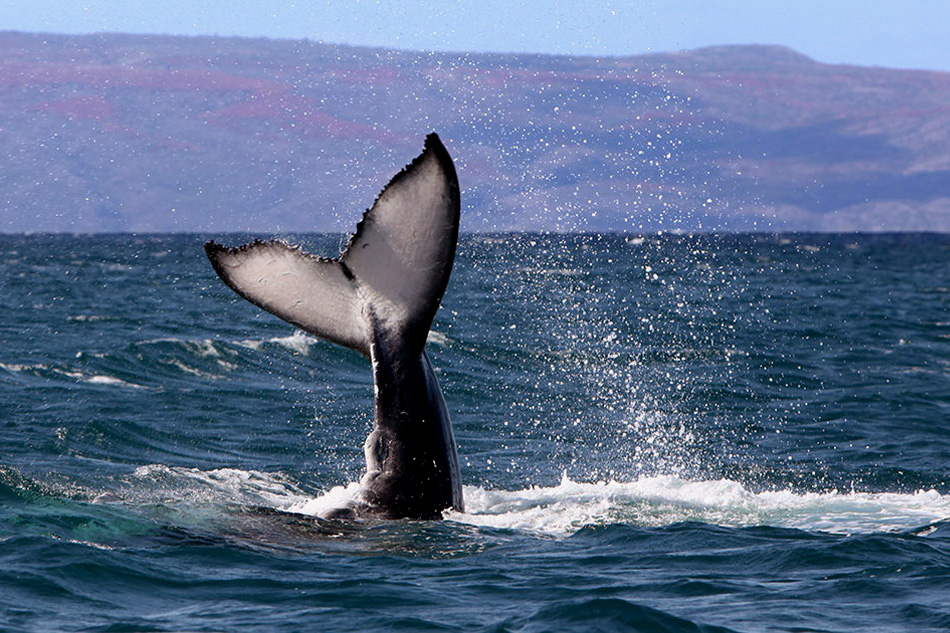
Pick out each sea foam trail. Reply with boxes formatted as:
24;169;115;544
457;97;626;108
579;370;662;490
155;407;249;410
288;474;950;536
116;466;950;537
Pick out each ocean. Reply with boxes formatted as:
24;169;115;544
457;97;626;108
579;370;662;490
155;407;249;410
1;232;949;632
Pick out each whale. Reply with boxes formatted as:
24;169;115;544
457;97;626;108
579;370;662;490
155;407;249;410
204;133;464;520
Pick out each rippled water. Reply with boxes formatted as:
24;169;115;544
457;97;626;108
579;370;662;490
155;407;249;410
2;233;949;632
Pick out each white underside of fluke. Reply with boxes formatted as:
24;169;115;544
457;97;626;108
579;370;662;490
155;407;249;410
205;133;460;360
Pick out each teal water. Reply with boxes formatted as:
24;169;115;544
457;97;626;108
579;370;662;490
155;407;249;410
1;233;950;632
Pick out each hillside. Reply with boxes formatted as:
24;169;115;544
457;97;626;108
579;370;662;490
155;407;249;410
2;31;949;233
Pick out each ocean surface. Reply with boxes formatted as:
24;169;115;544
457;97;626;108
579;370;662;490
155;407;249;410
2;232;949;632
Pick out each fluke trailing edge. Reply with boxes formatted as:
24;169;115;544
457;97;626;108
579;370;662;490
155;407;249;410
204;133;464;519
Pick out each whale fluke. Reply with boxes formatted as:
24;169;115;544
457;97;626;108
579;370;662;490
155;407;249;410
205;134;463;519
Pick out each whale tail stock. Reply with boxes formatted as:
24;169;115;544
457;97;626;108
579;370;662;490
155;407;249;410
204;134;464;519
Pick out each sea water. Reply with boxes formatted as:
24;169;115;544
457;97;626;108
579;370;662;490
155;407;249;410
1;233;949;632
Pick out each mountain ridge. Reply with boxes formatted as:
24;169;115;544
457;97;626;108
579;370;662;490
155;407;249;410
2;31;948;233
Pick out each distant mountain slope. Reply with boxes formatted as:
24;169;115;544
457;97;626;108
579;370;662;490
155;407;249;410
1;32;949;232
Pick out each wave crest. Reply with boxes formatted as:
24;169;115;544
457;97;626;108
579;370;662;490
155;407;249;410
446;474;950;536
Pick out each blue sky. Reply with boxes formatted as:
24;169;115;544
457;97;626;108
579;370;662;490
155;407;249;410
2;0;949;71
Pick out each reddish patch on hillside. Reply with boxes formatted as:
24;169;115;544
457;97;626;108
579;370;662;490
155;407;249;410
0;62;271;94
30;94;114;121
207;90;406;144
332;67;402;84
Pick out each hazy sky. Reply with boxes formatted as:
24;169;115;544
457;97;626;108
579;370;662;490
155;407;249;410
3;0;949;71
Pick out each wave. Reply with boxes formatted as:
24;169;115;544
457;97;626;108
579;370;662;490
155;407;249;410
116;466;950;537
234;330;319;355
445;475;950;536
1;330;336;391
0;361;148;389
118;464;313;509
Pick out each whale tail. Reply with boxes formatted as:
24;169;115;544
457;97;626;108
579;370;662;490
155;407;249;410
204;134;464;519
204;133;460;358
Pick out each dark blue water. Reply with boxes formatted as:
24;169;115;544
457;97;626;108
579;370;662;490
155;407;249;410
2;233;949;632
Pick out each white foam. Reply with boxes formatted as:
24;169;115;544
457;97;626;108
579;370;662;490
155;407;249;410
271;330;319;354
129;464;312;509
285;482;363;516
117;466;950;537
160;358;222;379
82;374;145;389
427;330;450;346
445;475;950;536
185;339;223;358
0;362;48;373
235;330;319;355
0;362;145;389
67;314;113;323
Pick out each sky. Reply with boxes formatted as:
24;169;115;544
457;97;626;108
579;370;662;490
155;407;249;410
2;0;949;72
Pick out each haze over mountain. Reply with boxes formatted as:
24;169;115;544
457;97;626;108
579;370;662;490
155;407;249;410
2;31;949;233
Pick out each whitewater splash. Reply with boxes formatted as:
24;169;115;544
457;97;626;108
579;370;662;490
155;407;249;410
124;466;950;537
448;475;950;536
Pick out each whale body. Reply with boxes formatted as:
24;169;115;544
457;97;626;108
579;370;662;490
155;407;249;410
205;134;463;519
